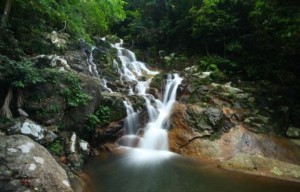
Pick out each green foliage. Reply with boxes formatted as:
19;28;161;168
209;130;222;141
86;106;111;131
199;56;236;73
150;74;164;89
117;0;299;81
47;139;63;155
60;73;92;107
0;56;45;88
36;103;61;119
163;53;176;69
1;0;126;55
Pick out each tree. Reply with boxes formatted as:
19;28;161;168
0;56;44;118
1;0;12;29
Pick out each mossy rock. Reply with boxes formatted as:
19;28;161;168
24;83;66;125
101;92;126;122
150;73;164;90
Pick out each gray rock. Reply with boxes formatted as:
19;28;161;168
65;51;90;75
0;135;74;192
45;31;69;49
62;74;102;132
205;107;223;127
186;105;213;136
59;132;90;171
286;126;300;138
7;119;57;145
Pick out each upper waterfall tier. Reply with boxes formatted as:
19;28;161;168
111;39;183;152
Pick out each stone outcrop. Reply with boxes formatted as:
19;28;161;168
0;135;74;192
167;67;300;181
62;74;102;132
7;118;57;145
169;102;300;181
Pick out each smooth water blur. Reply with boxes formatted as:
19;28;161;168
86;149;300;192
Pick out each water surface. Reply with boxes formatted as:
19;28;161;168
86;149;300;192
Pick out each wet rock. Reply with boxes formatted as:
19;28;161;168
65;51;90;75
205;107;224;127
186;105;213;136
62;132;90;156
59;132;90;171
34;54;72;71
46;31;69;49
63;74;102;132
101;92;126;122
95;120;124;144
169;113;300;181
0;135;74;192
24;83;66;125
286;126;300;138
219;154;300;181
243;115;271;133
116;135;143;148
68;153;84;171
211;82;243;94
174;104;235;139
7;119;57;145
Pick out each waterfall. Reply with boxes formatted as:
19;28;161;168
123;100;139;134
101;78;113;93
80;38;100;78
112;39;183;154
112;40;158;82
139;74;182;151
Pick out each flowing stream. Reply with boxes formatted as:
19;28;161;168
111;39;182;155
85;40;300;192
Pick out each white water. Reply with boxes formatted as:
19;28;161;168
139;74;182;151
123;100;139;134
101;78;113;93
112;40;158;82
112;40;183;154
87;46;100;77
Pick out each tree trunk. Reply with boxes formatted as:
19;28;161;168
1;0;12;29
0;86;13;118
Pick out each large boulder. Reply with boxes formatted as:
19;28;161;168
0;135;74;192
62;73;102;132
173;103;235;138
169;103;300;181
65;51;90;75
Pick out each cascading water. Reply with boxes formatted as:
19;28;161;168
139;74;182;151
112;39;183;162
86;39;300;192
101;78;113;93
123;100;139;134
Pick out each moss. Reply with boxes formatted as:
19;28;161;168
47;139;63;155
101;93;126;122
150;73;164;89
209;131;223;141
35;103;62;120
60;73;92;107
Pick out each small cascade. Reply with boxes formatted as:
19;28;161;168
112;39;183;156
80;38;100;78
139;74;183;150
123;100;139;135
87;46;100;77
112;40;158;82
101;78;113;93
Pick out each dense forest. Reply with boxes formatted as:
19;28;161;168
1;1;300;191
1;0;299;81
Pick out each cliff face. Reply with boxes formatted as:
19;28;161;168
166;66;300;181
